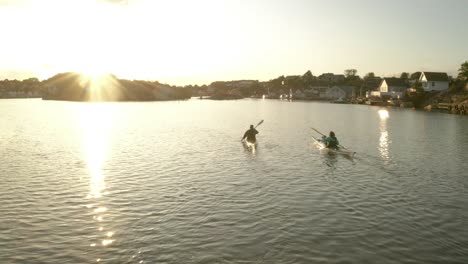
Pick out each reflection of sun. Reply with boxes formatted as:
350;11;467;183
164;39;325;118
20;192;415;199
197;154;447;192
378;109;389;120
76;103;117;250
379;130;389;161
378;109;390;161
77;104;114;198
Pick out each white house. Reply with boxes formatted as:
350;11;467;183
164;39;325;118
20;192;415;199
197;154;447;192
371;78;407;98
419;72;449;91
363;78;382;98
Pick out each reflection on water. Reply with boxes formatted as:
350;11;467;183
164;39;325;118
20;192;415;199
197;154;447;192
378;109;390;162
323;153;339;168
2;99;468;263
78;105;112;199
77;104;116;255
244;143;257;154
378;109;389;120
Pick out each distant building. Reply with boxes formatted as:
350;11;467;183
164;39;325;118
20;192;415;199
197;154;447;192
326;86;355;99
325;86;346;100
294;89;305;99
318;73;345;83
419;72;449;91
410;72;422;80
305;86;328;98
225;80;258;89
362;78;382;98
371;78;407;98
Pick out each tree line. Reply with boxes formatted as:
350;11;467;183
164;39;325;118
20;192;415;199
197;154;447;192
1;61;467;100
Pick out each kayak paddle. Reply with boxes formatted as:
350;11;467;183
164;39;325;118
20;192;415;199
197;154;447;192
311;127;348;149
255;119;264;128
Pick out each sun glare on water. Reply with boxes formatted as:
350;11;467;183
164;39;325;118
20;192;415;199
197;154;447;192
79;104;113;198
378;109;389;120
378;109;390;162
76;103;119;252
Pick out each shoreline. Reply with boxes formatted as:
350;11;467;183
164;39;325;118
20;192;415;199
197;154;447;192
2;96;466;116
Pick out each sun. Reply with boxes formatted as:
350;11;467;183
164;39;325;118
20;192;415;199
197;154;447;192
78;71;121;101
80;67;110;81
79;71;108;88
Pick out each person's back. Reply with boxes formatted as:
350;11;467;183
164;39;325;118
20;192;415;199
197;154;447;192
242;125;259;143
323;131;339;149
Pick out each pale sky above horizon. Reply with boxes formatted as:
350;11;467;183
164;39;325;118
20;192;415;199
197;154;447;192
0;0;467;85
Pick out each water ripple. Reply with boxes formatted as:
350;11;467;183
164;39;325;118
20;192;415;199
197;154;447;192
1;99;468;263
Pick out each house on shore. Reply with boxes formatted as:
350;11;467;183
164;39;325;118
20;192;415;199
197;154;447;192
304;86;328;98
295;85;355;100
408;72;422;86
225;80;258;89
318;73;345;83
370;78;407;99
361;78;382;98
419;72;449;91
326;86;355;100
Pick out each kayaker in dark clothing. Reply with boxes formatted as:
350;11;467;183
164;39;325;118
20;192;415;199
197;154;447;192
322;131;339;149
242;125;259;143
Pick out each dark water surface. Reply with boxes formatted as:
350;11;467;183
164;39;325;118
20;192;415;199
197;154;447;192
1;98;467;263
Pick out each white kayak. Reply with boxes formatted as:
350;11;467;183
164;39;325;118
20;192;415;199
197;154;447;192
312;136;356;157
242;139;257;150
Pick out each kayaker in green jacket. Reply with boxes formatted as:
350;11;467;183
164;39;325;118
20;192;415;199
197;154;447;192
322;131;339;149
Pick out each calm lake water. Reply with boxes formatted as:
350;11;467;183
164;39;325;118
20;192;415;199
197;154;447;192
1;98;467;264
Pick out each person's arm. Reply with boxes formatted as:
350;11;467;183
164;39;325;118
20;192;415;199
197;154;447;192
242;131;247;141
254;129;259;134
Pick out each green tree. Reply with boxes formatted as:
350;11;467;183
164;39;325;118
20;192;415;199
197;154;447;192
404;80;426;107
302;70;314;86
268;75;285;92
344;69;357;78
449;79;465;93
344;69;361;88
284;76;303;90
363;72;375;81
400;72;409;80
457;61;468;81
413;80;424;93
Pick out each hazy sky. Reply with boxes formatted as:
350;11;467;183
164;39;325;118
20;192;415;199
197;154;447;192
0;0;467;85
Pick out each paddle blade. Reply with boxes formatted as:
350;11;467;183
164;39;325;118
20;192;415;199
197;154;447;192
255;120;264;128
